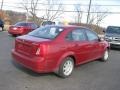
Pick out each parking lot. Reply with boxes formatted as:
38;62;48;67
0;31;120;90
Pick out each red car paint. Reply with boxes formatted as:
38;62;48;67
12;25;110;73
8;22;38;35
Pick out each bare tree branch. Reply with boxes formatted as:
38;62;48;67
49;4;63;20
21;0;39;22
74;4;83;23
96;12;107;25
44;0;64;21
88;6;108;25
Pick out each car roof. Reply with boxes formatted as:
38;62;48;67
107;26;120;28
17;21;35;24
44;25;90;30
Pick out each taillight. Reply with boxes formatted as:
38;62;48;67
36;48;41;55
35;44;47;57
19;27;24;31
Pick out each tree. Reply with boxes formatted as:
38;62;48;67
0;0;4;11
87;6;108;26
5;10;26;24
96;12;107;26
74;4;83;23
44;0;64;21
21;0;39;22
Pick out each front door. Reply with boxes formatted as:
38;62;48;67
85;29;102;60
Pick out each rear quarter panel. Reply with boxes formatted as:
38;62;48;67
45;41;76;72
44;27;76;71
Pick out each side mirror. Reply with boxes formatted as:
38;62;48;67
103;29;106;33
98;36;104;42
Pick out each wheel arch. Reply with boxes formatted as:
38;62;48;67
54;52;76;72
68;55;76;65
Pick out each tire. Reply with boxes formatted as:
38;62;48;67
12;34;17;37
0;26;4;31
0;27;2;31
101;49;109;62
58;57;74;78
2;27;4;31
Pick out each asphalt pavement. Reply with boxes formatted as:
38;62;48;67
0;31;120;90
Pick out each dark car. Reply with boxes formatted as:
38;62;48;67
0;19;4;31
8;22;38;36
12;25;110;78
42;21;55;26
104;26;120;48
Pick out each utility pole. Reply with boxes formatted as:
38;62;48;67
1;0;4;10
0;0;4;18
26;11;29;22
25;0;29;22
86;0;92;24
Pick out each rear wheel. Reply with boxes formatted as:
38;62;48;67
58;57;74;78
2;27;4;31
0;27;2;31
101;49;109;62
12;34;17;37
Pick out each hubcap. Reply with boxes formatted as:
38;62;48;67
63;60;73;76
104;50;108;60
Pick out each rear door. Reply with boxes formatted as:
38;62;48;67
66;29;93;64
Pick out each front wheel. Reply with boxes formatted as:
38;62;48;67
100;49;109;62
58;57;74;78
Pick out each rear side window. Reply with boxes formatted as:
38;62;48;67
28;26;63;39
66;29;87;41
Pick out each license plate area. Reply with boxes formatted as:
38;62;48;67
17;43;31;55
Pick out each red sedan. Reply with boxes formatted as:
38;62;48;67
8;22;38;36
12;25;110;78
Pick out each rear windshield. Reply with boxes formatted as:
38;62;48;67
28;26;63;39
15;22;30;26
106;26;120;34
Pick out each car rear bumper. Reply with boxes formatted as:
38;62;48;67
8;30;23;35
12;49;48;73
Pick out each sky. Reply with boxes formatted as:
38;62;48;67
1;0;120;27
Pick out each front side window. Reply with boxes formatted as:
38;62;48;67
85;29;99;41
66;29;86;41
28;26;63;39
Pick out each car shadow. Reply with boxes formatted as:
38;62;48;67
11;60;56;77
110;47;120;51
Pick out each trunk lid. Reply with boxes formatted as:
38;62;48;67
15;35;51;56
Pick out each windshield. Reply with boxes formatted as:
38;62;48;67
106;26;120;34
28;26;63;39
